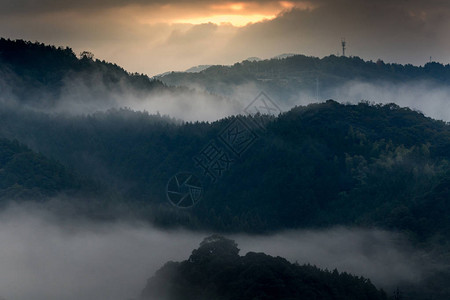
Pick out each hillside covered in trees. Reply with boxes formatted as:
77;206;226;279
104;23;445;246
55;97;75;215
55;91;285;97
141;235;389;300
0;100;449;244
159;54;450;103
0;38;230;117
0;39;167;107
0;138;82;200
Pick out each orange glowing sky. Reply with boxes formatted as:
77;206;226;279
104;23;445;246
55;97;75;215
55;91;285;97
173;1;281;26
135;1;315;26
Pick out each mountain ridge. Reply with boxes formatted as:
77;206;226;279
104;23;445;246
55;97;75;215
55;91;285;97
158;54;450;105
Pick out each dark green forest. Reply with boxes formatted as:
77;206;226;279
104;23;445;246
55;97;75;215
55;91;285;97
141;235;389;300
0;138;81;199
1;101;449;242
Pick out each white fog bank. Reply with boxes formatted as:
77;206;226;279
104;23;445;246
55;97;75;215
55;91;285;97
0;203;441;300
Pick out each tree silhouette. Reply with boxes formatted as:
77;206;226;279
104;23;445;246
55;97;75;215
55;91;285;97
79;51;94;60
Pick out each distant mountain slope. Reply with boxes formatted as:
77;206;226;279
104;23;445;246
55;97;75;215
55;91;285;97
141;235;388;300
272;53;297;59
184;65;213;73
159;54;450;103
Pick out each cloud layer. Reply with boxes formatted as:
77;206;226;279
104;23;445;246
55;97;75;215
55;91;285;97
0;202;439;300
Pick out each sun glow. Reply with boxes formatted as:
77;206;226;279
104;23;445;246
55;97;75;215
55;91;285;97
279;1;296;9
137;1;316;27
211;2;246;11
174;14;276;27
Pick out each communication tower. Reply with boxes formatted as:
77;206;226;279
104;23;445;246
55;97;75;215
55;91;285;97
341;38;346;57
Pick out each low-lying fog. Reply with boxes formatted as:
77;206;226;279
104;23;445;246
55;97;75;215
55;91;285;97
0;202;438;300
54;80;450;122
2;71;450;122
228;80;450;122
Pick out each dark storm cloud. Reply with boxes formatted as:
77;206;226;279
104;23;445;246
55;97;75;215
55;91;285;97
2;0;447;18
1;0;448;15
0;0;158;14
229;0;450;64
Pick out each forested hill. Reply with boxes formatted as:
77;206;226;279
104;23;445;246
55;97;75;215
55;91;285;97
141;235;388;300
0;38;179;109
0;101;449;241
0;138;84;200
159;54;450;101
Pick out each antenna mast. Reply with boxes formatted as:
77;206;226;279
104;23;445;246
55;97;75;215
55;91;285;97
341;38;346;57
